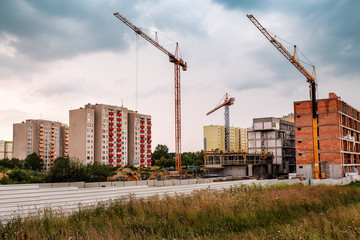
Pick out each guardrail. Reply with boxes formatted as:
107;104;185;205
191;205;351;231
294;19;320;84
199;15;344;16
1;176;359;225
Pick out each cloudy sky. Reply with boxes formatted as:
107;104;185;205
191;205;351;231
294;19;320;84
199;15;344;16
0;0;359;152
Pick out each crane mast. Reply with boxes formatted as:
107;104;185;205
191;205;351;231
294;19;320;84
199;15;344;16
206;93;235;151
114;13;187;174
247;14;320;179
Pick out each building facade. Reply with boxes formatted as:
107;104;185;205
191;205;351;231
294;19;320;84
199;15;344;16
294;93;360;178
128;111;152;167
203;125;247;152
0;140;13;159
13;120;69;171
247;117;296;174
69;104;151;167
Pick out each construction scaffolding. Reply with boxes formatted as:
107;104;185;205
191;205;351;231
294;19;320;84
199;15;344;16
204;151;273;168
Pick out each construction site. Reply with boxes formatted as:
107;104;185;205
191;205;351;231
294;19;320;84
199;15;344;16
111;12;360;181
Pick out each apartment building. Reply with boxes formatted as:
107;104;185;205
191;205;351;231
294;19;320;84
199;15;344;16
69;104;152;167
0;140;13;159
247;117;296;174
295;93;360;178
13;120;69;171
128;111;152;167
203;125;248;152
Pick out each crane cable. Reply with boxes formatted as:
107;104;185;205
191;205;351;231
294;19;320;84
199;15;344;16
135;32;139;111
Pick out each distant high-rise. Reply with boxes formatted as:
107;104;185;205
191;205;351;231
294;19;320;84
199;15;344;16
13;120;69;171
0;140;13;159
69;104;151;167
203;125;247;152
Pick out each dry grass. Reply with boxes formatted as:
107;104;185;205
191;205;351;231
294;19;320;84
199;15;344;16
2;183;360;239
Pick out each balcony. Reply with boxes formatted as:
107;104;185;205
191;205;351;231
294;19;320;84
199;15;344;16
117;128;121;131
147;131;151;134
147;150;151;153
116;139;121;142
116;149;121;152
109;133;114;136
117;164;122;167
109;164;114;167
140;120;145;124
140;144;145;148
109;117;114;121
147;126;151;129
140;159;145;163
109;154;114;157
109;111;114;116
117;133;121;137
140;140;145;143
140;135;145;138
116;159;122;163
140;125;145;129
51;146;55;149
140;130;145;133
140;154;145;158
147;121;151;125
148;135;151;139
51;126;55;129
109;148;114;152
117;123;122;127
147;145;151;148
40;132;44;136
109;143;114;147
147;140;152;143
117;143;121;147
116;112;122;116
40;136;44;140
109;122;114;126
147;160;152;163
109;138;114;141
141;149;145;153
140;164;145;167
109;127;114;131
117;118;121;121
109;159;114;163
116;154;122;157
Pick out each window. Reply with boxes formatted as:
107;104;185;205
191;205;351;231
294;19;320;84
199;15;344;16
297;128;301;131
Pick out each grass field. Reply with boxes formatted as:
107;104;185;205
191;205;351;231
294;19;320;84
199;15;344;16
2;182;360;239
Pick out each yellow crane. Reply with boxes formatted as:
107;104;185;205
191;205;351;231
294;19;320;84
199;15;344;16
247;14;321;179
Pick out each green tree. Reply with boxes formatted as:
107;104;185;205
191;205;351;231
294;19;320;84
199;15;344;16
48;157;86;182
151;144;170;165
7;169;31;183
155;156;175;168
182;153;193;170
24;153;43;171
86;163;115;182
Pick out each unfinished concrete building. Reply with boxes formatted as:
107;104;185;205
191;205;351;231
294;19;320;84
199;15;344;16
247;117;296;174
204;151;274;178
295;93;360;179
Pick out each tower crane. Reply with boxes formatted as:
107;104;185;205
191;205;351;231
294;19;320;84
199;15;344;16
206;93;235;152
114;12;187;174
247;14;321;179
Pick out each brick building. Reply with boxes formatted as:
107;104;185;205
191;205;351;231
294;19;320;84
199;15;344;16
294;93;360;178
